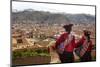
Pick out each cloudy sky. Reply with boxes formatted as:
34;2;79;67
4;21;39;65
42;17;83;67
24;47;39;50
12;1;95;15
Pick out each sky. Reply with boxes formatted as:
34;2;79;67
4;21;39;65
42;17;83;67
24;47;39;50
12;1;95;15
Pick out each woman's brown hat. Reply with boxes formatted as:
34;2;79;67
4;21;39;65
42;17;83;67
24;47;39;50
83;30;91;35
63;24;73;30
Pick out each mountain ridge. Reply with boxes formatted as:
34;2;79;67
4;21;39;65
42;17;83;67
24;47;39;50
12;9;95;24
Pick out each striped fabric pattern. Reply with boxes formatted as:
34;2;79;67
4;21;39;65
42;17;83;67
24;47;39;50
80;40;90;57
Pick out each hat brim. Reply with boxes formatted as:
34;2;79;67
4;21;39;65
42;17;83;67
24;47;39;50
63;24;73;29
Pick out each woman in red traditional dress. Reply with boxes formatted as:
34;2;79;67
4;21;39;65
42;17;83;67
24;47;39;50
75;30;94;62
55;24;76;63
